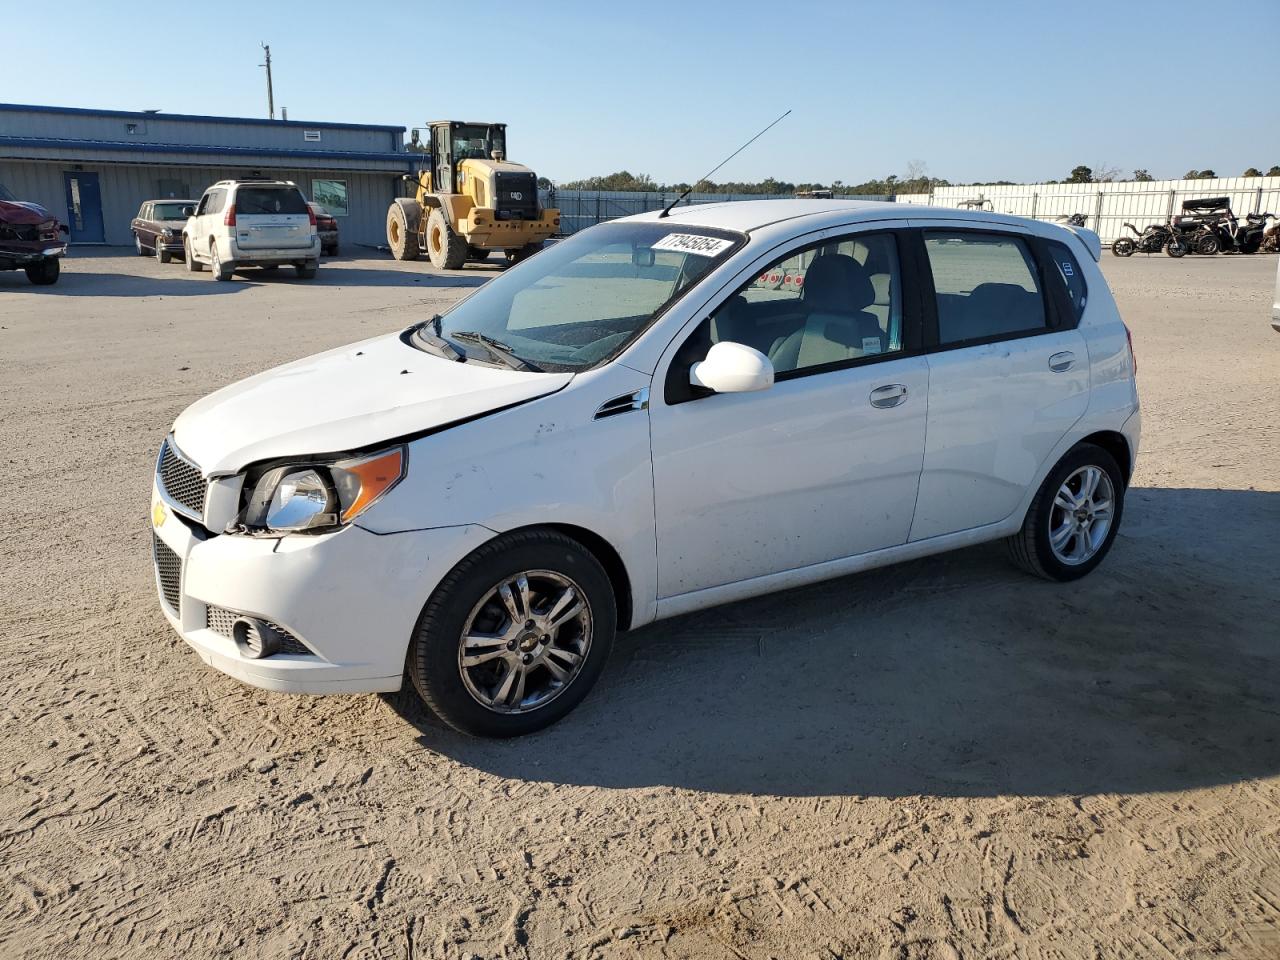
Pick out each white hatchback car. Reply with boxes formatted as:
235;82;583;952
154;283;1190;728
152;200;1139;736
182;179;320;280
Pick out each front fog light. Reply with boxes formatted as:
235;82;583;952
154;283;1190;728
264;468;338;531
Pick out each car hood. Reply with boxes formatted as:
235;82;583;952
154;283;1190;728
0;199;55;225
173;331;573;474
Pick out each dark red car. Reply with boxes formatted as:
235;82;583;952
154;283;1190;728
308;202;339;256
0;183;68;285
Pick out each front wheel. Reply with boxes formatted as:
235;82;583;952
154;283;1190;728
408;530;617;737
1111;238;1136;257
1006;443;1126;582
156;241;171;264
185;238;203;271
25;258;60;285
1165;238;1188;258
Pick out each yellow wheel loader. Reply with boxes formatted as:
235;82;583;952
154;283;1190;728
387;121;559;269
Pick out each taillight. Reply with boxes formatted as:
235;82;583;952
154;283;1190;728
307;206;317;227
223;204;236;227
1124;324;1137;374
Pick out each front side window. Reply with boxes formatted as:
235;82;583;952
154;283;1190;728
413;222;743;372
311;179;348;217
707;232;904;375
924;231;1046;345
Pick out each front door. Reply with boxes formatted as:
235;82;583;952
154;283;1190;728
650;229;929;599
63;171;105;244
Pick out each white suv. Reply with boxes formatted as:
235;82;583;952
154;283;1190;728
182;179;320;280
152;200;1139;737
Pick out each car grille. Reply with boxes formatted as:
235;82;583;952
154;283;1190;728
205;605;313;656
158;438;206;520
153;533;182;613
0;223;39;242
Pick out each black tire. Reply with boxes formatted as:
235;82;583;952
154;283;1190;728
1111;238;1136;257
185;237;203;271
324;243;338;257
1165;238;1188;258
295;261;318;279
24;258;60;285
426;207;468;269
408;529;617;737
1006;443;1126;582
156;242;171;264
387;199;420;261
1195;234;1220;256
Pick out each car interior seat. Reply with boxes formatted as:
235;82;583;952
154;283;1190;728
769;255;887;371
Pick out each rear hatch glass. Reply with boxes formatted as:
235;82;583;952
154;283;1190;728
233;186;312;250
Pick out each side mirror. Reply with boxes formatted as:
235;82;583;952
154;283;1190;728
180;205;195;217
632;246;655;268
690;341;774;394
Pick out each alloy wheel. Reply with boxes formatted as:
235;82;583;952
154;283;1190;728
1048;465;1115;565
457;570;592;714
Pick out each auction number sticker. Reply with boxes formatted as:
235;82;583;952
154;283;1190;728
651;234;735;257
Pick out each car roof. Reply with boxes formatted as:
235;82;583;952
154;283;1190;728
625;198;1040;235
144;198;196;204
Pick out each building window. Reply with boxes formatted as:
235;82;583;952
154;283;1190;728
312;179;348;217
303;130;322;142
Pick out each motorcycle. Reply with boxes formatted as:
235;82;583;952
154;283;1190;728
1112;221;1176;257
1261;215;1280;254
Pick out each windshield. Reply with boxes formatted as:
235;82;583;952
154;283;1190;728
452;124;505;162
152;202;190;220
413;222;744;372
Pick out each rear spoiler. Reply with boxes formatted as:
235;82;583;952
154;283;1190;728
1060;225;1102;261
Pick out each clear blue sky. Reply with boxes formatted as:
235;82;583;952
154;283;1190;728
5;0;1278;185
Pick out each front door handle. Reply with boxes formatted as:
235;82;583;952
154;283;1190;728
869;383;908;409
1049;350;1076;372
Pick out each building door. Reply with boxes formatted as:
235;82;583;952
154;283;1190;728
63;172;105;243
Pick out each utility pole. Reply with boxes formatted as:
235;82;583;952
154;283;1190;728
260;43;275;120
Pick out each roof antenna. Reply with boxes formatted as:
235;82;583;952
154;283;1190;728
659;109;791;219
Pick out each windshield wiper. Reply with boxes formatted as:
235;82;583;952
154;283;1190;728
412;315;463;362
451;331;543;372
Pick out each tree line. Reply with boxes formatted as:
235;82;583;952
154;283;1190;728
545;164;1280;194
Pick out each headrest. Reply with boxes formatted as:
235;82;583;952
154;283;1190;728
803;255;875;312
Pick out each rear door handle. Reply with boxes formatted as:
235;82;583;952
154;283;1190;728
1049;351;1076;372
869;383;908;408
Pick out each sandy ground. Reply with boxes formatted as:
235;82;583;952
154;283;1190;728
1;248;1278;960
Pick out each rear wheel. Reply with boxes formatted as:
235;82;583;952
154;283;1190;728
295;261;318;279
1195;234;1220;256
1165;237;1188;258
1006;443;1125;582
135;234;145;256
408;529;616;737
210;242;233;281
24;258;60;285
426;208;468;270
1111;238;1136;257
387;199;420;261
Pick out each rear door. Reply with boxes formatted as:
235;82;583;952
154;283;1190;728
232;185;312;250
908;224;1089;542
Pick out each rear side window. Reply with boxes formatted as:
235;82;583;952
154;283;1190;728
235;187;307;215
1046;239;1087;322
924;232;1046;345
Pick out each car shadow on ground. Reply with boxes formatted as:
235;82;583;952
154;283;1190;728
391;487;1280;798
0;269;257;296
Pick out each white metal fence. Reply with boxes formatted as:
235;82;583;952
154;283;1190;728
894;177;1280;243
